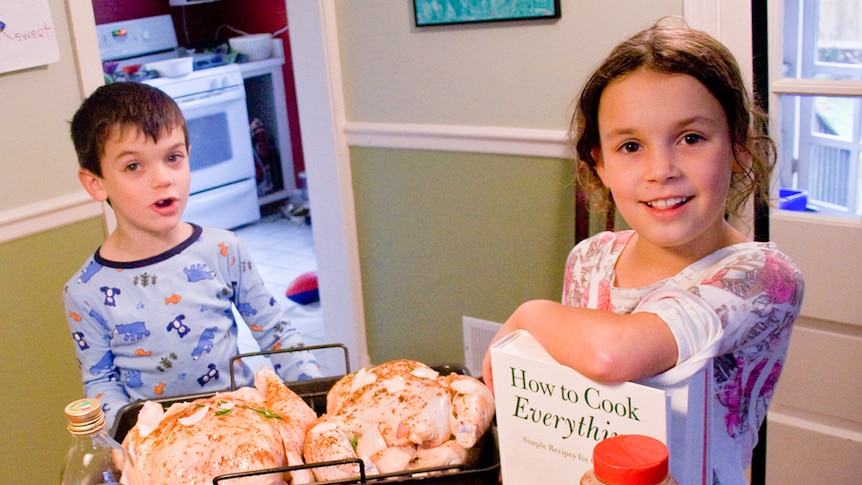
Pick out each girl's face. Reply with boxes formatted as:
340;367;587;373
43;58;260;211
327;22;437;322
80;124;191;238
595;69;739;258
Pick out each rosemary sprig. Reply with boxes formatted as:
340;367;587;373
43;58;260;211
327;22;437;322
245;406;284;420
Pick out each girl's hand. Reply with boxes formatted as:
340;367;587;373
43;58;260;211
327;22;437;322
480;320;517;395
482;300;559;394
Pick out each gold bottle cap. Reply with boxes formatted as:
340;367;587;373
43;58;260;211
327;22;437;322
64;398;106;435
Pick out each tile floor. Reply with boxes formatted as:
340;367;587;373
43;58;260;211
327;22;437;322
231;211;342;374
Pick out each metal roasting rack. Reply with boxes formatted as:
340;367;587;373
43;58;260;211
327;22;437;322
112;345;500;484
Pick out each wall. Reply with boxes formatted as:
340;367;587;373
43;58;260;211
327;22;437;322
0;220;104;483
766;216;862;483
0;2;85;211
333;0;682;362
338;1;679;128
352;148;575;363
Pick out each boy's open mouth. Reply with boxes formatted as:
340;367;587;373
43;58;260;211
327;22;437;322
155;198;175;208
645;196;690;209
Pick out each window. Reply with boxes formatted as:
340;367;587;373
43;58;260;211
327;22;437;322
776;0;862;218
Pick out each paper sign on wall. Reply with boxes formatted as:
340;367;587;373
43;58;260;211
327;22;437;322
0;0;61;74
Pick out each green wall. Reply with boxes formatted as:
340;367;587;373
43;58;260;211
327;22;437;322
0;218;106;483
351;147;575;364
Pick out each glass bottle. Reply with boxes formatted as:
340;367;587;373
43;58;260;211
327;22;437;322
580;434;678;485
60;398;144;485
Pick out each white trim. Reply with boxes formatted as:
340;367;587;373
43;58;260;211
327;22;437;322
66;0;104;98
287;0;371;369
684;0;752;88
771;206;862;228
683;0;720;37
768;410;862;443
0;192;103;244
0;123;570;246
771;78;862;97
1;127;570;246
344;122;572;159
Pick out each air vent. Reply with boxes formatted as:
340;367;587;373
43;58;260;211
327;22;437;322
462;316;502;378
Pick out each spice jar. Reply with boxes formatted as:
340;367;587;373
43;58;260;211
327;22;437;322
580;434;678;485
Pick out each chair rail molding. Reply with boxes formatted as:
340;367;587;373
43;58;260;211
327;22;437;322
344;122;572;159
0;192;102;244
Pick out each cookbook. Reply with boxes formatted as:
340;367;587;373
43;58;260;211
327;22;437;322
490;329;670;484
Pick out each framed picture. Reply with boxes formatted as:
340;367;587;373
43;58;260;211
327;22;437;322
414;0;561;27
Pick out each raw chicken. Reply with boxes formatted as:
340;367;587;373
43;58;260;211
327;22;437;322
123;367;317;484
303;359;494;482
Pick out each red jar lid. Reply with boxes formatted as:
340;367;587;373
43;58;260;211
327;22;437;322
593;434;669;485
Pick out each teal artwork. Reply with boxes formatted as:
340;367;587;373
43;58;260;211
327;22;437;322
414;0;560;27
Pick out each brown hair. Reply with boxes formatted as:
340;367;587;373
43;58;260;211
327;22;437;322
70;82;188;177
570;18;775;218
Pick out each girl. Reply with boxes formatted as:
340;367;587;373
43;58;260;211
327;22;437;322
482;19;804;484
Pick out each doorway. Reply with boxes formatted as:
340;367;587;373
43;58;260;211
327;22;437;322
67;0;368;370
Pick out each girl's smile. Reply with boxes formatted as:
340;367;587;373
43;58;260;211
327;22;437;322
594;68;745;276
644;196;691;210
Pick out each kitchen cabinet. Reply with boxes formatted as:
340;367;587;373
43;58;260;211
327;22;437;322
237;44;296;207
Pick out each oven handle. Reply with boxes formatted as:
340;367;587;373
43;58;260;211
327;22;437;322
173;85;246;111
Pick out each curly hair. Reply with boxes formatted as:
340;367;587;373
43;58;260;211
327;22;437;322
569;18;775;219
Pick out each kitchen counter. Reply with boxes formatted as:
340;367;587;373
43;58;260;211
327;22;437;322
235;38;286;76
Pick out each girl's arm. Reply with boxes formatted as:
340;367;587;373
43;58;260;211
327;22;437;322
481;299;678;393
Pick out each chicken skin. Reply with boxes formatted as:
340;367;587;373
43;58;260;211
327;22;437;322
123;367;316;484
303;359;494;482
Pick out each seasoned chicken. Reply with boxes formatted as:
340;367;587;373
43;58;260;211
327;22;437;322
303;359;494;482
123;367;316;484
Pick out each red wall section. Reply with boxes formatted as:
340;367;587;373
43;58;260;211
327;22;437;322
217;0;305;187
91;0;170;24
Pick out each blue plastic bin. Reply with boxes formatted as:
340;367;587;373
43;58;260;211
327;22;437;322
779;188;808;211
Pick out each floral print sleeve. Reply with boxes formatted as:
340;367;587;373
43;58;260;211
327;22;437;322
561;231;804;484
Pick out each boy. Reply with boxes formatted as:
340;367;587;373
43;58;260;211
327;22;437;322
64;82;320;428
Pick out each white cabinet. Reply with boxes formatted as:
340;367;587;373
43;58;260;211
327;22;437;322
238;49;296;207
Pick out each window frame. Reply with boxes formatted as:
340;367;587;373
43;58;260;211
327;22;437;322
776;0;862;217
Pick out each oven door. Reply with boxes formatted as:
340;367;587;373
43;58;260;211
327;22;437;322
176;86;256;194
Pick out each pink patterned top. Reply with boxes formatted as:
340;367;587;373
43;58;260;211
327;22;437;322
563;231;804;484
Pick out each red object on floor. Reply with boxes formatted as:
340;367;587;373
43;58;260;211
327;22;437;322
286;271;319;305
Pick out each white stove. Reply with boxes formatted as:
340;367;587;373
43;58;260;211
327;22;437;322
96;15;260;230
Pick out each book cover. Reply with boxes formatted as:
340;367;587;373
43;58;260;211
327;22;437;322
490;329;670;483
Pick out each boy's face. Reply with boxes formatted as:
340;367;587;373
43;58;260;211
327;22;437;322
79;124;191;236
